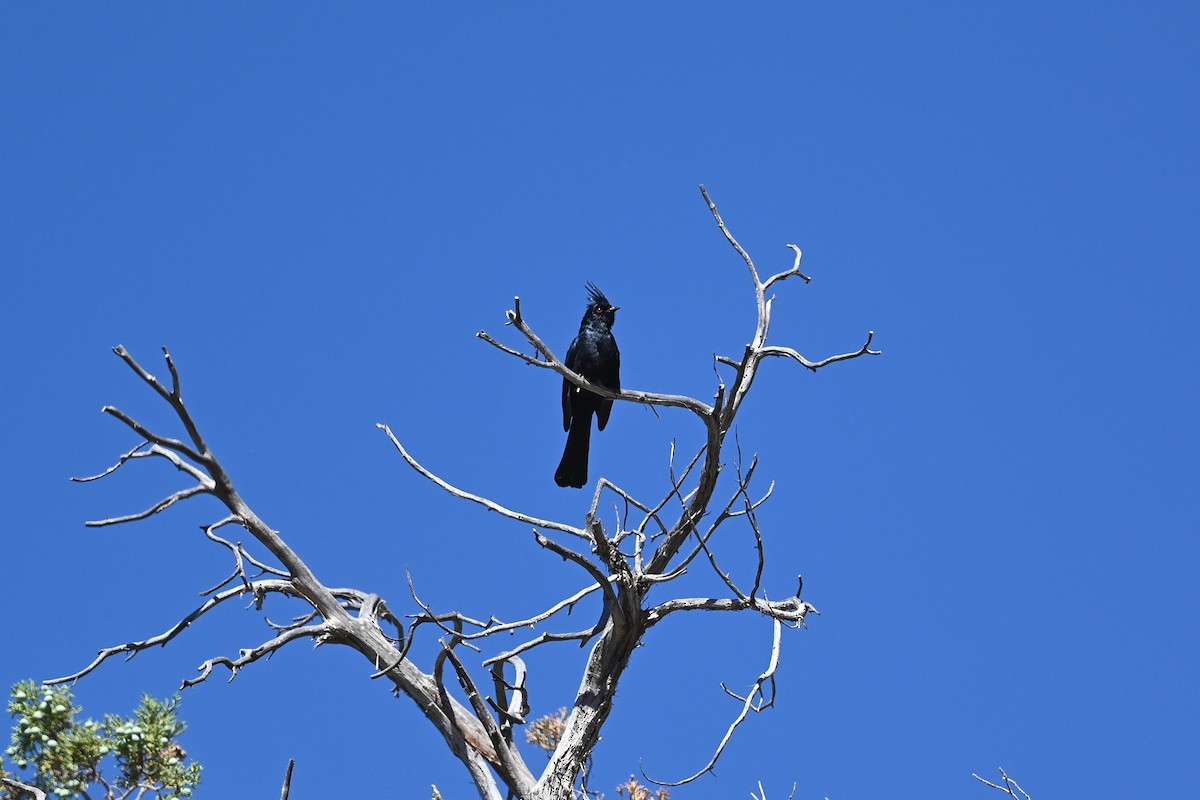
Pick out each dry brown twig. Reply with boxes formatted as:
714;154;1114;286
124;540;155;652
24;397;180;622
60;186;877;800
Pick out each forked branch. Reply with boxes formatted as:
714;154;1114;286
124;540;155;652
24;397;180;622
972;768;1032;800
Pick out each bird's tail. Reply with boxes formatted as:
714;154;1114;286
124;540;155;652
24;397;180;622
554;413;592;488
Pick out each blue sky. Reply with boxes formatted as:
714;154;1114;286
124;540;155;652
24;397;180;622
2;4;1198;798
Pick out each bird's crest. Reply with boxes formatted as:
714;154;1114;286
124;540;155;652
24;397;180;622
585;282;612;310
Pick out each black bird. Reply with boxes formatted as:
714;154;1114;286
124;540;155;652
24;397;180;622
555;283;621;488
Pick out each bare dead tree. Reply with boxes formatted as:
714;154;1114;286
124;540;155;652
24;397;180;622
53;186;879;800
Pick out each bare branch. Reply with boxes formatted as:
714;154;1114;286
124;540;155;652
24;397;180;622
182;623;330;689
730;439;768;602
759;330;882;373
84;482;211;528
700;183;760;285
266;609;320;634
390;571;609;670
112;344;175;403
751;780;798;800
431;629;512;800
478;301;716;422
112;346;213;459
200;516;288;596
533;532;620;614
71;441;151;482
684;445;765;601
643;619;785;788
100;405;205;467
1;776;48;800
404;569;488;652
489;656;530;736
972;768;1032;800
47;580;298;685
280;759;295;800
459;582;609;646
136;443;213;484
592;479;660;542
441;643;533;795
776;243;812;285
483;626;602;667
662;465;759;596
644;595;814;629
474;330;532;362
378;423;588;542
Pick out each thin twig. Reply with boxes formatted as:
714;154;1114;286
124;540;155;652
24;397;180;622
482;626;602;666
972;768;1031;800
182;623;330;689
478;303;715;422
758;330;882;373
280;759;295;800
84;483;211;528
71;441;151;482
47;580;298;685
642;619;785;788
700;183;760;285
379;423;588;542
533;532;621;615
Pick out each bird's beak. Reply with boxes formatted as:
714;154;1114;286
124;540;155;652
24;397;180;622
611;306;620;313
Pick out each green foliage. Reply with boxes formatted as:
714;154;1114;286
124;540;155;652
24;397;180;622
1;680;201;800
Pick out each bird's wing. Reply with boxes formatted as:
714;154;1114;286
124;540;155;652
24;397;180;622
562;335;580;431
595;397;613;431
